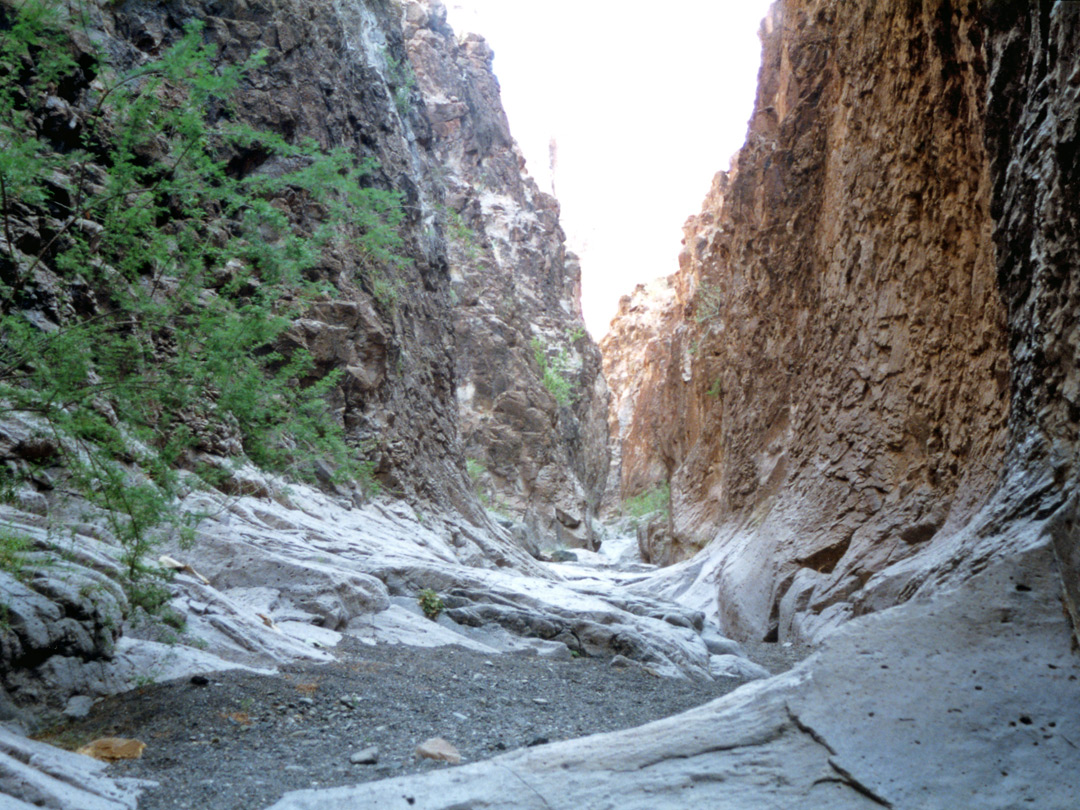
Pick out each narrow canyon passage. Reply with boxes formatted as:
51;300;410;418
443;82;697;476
2;1;1079;809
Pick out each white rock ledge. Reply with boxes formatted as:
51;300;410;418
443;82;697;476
266;539;1080;810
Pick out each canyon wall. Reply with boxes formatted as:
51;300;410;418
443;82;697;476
983;0;1080;645
0;0;607;713
0;0;606;541
606;0;1075;643
404;2;609;550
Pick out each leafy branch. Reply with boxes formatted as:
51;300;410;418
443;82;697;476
0;2;405;610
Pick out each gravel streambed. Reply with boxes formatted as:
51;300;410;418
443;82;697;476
34;636;803;810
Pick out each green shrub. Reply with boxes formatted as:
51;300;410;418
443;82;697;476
466;457;486;485
531;338;576;407
622;481;670;523
694;282;723;323
0;529;32;581
418;588;444;620
383;48;416;118
0;3;402;609
443;206;480;260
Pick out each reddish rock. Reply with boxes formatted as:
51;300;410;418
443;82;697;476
605;0;1012;642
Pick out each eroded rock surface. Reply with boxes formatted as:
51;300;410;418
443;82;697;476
604;0;1014;643
269;538;1080;810
405;1;610;550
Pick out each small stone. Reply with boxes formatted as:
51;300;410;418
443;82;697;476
63;695;95;720
532;698;549;705
452;711;469;721
299;697;315;707
609;655;636;670
190;675;210;686
415;737;461;764
349;746;379;765
76;737;146;761
527;736;549;747
709;654;771;681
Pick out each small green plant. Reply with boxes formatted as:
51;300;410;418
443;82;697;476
383;48;416;117
531;338;576;407
0;4;401;612
466;457;486;485
568;326;586;344
418;588;444;620
622;481;671;523
694;282;724;323
0;467;17;505
443;206;480;260
706;378;722;399
0;528;33;581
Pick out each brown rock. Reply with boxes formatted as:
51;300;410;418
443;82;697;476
405;3;610;549
415;737;461;764
76;737;146;761
604;0;1011;642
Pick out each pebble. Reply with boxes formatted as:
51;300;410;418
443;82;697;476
415;737;461;764
349;746;379;765
56;636;793;810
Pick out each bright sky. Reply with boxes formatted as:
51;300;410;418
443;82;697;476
445;1;774;336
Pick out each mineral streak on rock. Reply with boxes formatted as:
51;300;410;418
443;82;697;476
605;0;1014;643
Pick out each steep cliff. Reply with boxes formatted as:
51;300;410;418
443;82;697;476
404;1;610;550
606;0;1029;642
984;0;1080;645
0;0;608;717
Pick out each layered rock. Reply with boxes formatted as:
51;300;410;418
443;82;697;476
606;0;1014;643
404;1;610;550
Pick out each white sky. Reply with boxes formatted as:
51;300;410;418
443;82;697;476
445;1;774;336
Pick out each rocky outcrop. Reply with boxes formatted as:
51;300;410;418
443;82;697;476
404;1;610;550
0;0;606;724
983;0;1080;647
599;278;680;516
0;0;482;516
605;0;1015;643
271;536;1080;810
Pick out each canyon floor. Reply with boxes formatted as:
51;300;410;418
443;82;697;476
22;532;803;810
35;628;800;810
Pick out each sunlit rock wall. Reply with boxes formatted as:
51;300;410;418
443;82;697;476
607;0;1022;642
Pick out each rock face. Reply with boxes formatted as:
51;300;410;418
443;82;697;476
270;538;1080;810
983;0;1080;647
404;1;610;550
605;0;1017;643
599;277;679;517
269;10;1080;809
0;0;611;731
